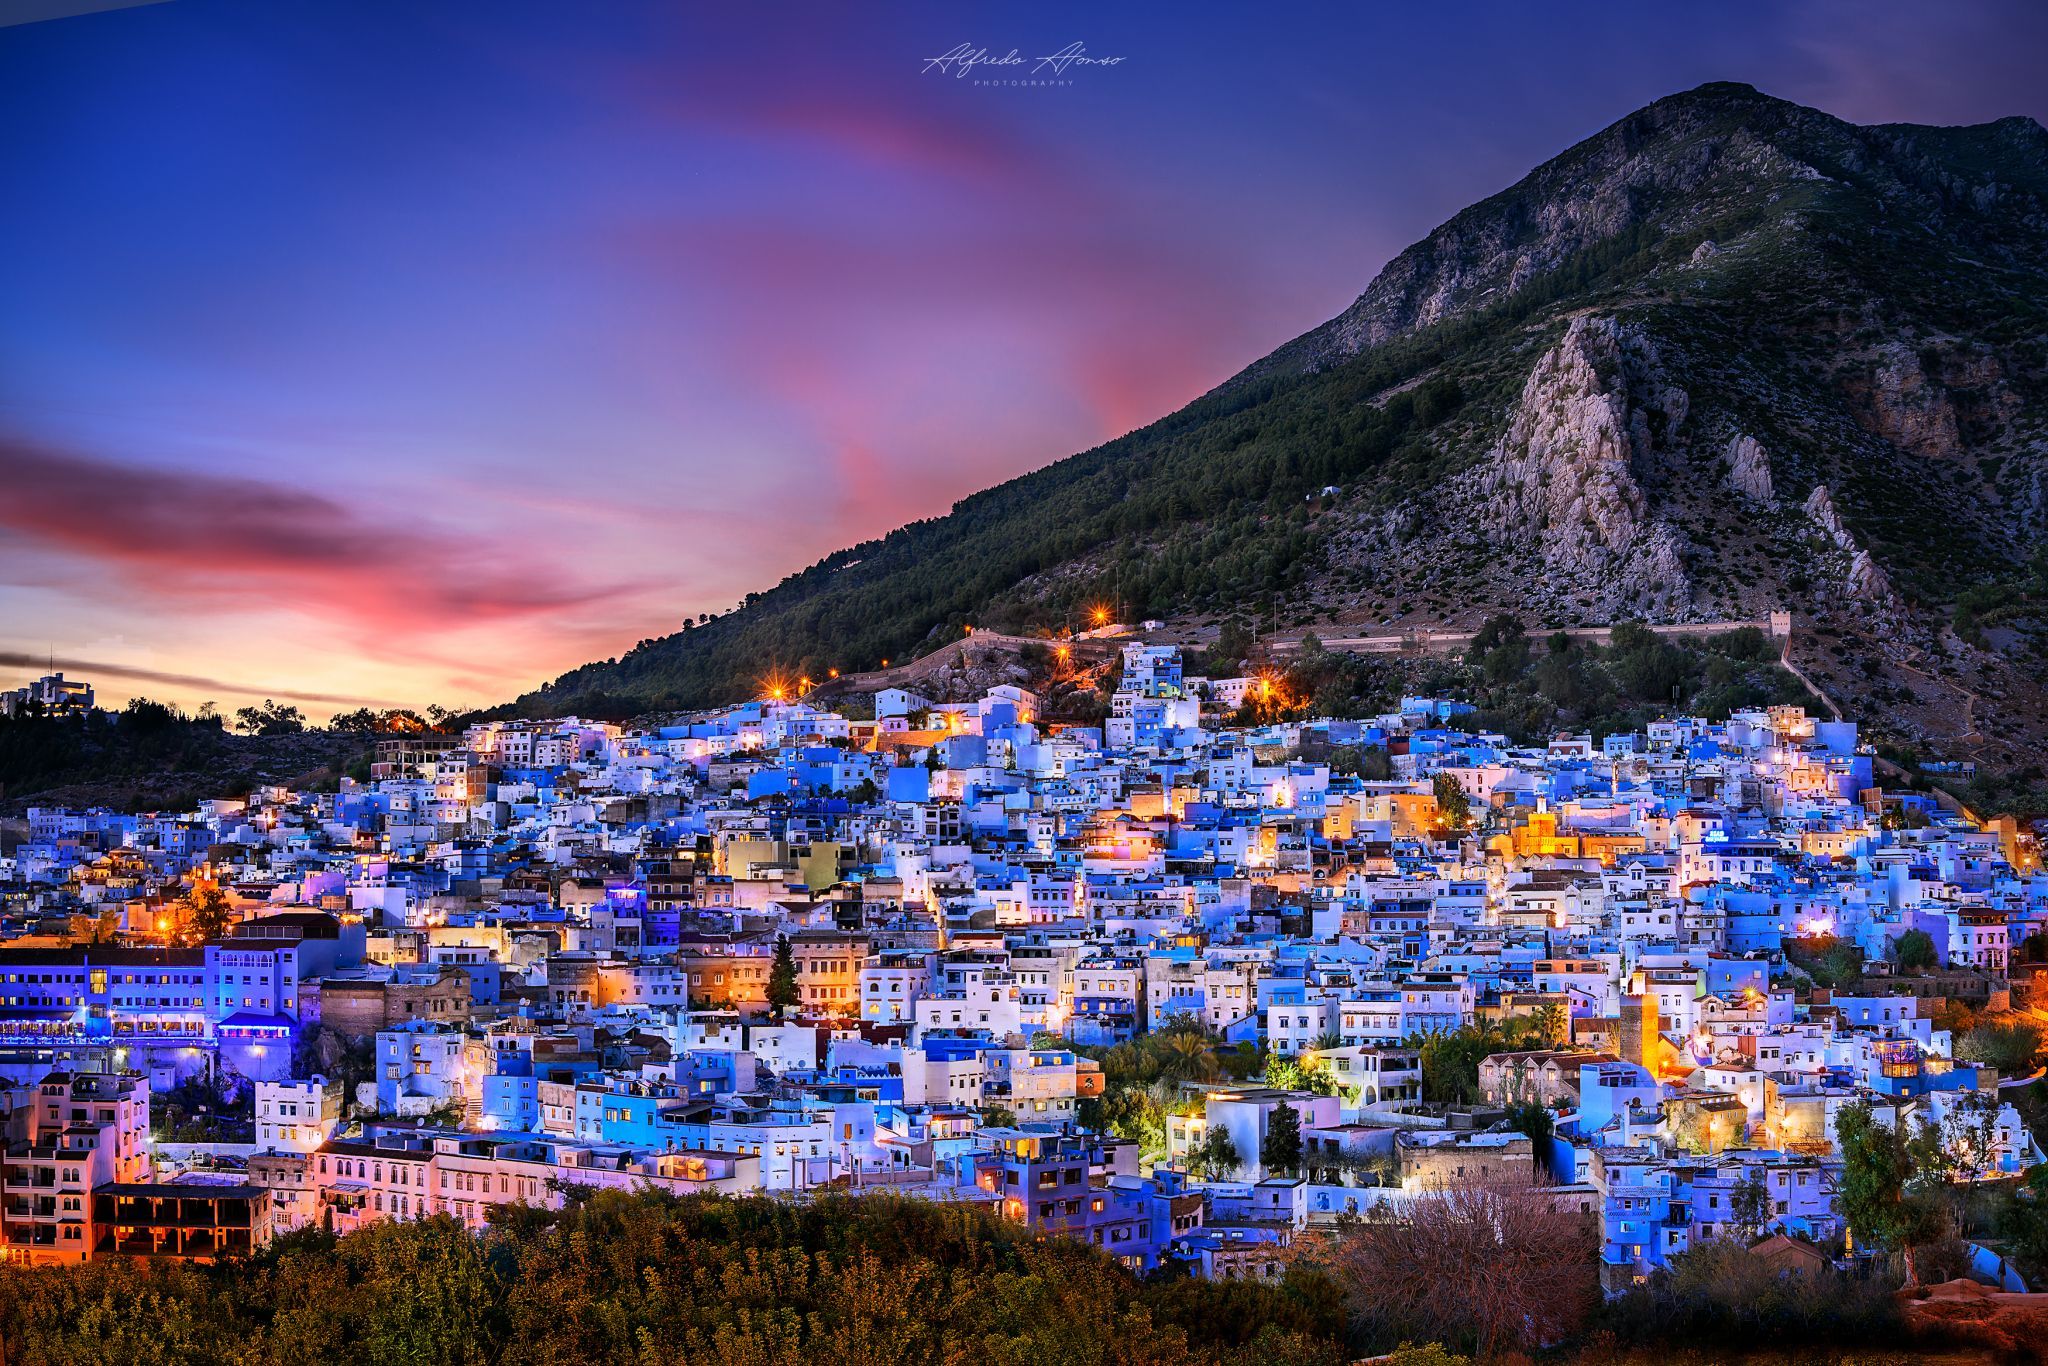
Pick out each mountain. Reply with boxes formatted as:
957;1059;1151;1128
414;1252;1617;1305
521;83;2048;784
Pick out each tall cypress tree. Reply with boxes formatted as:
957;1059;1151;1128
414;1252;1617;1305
1261;1101;1302;1176
767;933;800;1014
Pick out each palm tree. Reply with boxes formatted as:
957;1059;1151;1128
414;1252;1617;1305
1159;1031;1220;1084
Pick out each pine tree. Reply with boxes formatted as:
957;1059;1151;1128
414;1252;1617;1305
767;933;800;1014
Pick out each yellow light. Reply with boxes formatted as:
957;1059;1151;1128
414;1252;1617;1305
1091;606;1110;626
828;668;839;679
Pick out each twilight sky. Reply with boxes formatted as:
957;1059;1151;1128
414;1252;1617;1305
3;0;2045;718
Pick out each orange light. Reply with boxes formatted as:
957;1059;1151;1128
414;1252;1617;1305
828;668;839;679
1090;606;1110;626
881;658;889;667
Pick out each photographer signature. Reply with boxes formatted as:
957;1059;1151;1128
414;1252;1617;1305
923;42;1126;79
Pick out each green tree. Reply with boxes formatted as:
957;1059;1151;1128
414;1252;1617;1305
1266;1051;1339;1097
182;883;235;942
1261;1101;1303;1176
1189;1124;1242;1180
1729;1166;1771;1243
233;698;307;736
1157;1027;1222;1084
766;933;800;1014
1431;773;1473;832
1955;1022;2042;1078
1381;1347;1470;1366
1503;1102;1554;1149
1890;929;1938;971
1834;1101;1934;1259
1413;1025;1504;1105
1996;1162;2048;1269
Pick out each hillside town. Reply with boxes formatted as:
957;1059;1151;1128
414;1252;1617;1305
3;640;2044;1295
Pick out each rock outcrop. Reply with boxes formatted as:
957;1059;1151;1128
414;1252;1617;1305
1847;549;1895;604
1475;316;1691;614
1805;484;1899;614
1866;342;1961;459
1725;433;1773;501
1804;484;1854;550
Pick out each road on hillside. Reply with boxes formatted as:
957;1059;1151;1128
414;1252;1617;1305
809;628;1120;697
1266;618;1779;655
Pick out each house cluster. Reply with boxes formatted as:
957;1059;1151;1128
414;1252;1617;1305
0;671;93;719
4;642;2044;1282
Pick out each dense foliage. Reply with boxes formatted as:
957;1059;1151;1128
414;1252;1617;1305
1599;1238;1904;1349
0;703;370;813
1450;619;1812;748
1411;1012;1565;1106
0;1190;1354;1366
1072;1015;1263;1162
2;1179;2017;1364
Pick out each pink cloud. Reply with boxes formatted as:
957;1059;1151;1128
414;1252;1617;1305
0;436;653;648
609;212;1260;543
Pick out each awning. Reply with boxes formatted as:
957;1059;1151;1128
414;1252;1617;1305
217;1011;295;1036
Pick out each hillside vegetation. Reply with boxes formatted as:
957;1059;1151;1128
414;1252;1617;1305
0;1187;1979;1366
0;703;369;815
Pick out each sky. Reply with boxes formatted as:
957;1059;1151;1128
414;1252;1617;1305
3;0;2045;719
